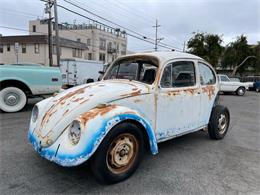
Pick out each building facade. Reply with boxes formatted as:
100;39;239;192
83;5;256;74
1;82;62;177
29;19;127;63
0;35;87;65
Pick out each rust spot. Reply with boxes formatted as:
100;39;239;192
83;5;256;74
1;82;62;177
183;88;198;95
72;97;84;102
120;89;142;98
40;86;89;128
132;88;138;91
202;86;215;100
79;105;117;125
167;90;181;96
63;109;70;116
79;99;89;104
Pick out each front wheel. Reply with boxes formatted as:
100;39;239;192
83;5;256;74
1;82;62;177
236;87;245;96
0;87;27;112
90;122;144;184
208;105;230;140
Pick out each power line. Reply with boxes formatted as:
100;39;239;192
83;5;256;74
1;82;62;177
55;3;176;50
62;0;180;50
40;0;181;50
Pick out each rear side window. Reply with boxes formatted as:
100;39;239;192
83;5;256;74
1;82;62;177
161;61;196;88
198;62;216;85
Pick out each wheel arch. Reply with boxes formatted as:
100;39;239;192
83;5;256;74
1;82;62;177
0;79;32;95
110;118;158;155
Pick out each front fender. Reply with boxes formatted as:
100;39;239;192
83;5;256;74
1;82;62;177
29;105;158;167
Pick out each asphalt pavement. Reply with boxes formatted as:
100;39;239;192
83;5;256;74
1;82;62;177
0;92;259;194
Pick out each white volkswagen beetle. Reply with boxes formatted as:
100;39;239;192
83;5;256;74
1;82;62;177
28;52;230;184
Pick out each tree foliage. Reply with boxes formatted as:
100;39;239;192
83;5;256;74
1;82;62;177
187;32;223;67
222;35;256;75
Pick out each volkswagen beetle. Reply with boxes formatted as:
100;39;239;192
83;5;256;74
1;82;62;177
28;51;230;184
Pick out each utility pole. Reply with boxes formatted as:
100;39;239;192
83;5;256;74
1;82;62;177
153;19;163;51
54;0;60;67
45;0;53;66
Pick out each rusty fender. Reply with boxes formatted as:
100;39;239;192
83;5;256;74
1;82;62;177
28;105;158;167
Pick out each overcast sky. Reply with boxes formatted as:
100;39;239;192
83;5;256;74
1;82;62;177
0;0;259;52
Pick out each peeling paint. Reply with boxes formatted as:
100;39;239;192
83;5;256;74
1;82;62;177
202;85;215;100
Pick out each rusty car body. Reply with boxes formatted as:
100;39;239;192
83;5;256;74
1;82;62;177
28;51;230;183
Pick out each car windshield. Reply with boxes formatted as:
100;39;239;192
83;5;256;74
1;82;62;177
103;57;158;84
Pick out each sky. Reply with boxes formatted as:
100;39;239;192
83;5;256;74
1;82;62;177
0;0;259;52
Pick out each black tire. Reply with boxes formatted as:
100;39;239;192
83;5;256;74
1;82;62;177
208;105;230;140
236;87;245;96
90;122;144;184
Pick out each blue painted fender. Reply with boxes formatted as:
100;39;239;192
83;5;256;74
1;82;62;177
28;105;158;167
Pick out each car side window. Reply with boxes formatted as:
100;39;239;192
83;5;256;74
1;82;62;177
160;65;172;88
198;62;216;85
160;61;196;88
220;76;230;82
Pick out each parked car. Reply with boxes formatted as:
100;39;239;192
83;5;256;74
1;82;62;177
28;52;230;184
253;81;260;92
0;63;62;112
60;59;104;88
218;74;249;96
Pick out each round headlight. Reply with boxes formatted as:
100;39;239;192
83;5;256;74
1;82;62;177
69;120;81;145
32;105;39;123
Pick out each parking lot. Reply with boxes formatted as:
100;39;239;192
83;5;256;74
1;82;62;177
0;92;259;194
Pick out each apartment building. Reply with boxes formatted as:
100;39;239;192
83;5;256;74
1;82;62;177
29;19;127;63
0;35;87;65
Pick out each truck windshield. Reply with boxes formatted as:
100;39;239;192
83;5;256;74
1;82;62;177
103;58;158;84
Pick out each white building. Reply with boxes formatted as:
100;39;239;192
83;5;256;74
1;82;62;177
29;19;127;63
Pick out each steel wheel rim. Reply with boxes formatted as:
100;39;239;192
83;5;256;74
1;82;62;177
218;114;228;134
238;88;244;95
106;133;138;174
4;92;20;106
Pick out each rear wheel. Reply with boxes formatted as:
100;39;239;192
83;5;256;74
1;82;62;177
0;87;27;112
208;105;230;140
236;87;245;96
90;122;144;184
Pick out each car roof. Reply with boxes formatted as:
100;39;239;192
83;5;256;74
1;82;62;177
120;51;203;66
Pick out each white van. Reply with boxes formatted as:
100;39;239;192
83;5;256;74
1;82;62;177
60;59;104;87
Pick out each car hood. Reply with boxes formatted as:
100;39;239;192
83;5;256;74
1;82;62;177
34;80;151;147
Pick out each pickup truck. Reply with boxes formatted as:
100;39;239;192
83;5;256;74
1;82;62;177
217;74;249;96
0;63;62;112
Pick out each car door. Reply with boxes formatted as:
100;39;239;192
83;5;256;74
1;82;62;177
198;62;218;126
156;60;201;141
219;75;231;91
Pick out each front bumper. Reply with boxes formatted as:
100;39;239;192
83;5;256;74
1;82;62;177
28;129;88;167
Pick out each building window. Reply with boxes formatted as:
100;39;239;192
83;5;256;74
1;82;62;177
33;25;36;32
99;38;106;50
35;43;39;54
0;44;3;53
99;53;106;61
7;44;10;52
77;38;81;42
72;48;82;58
53;46;62;55
87;39;91;46
88;53;92;60
22;44;26;53
121;43;126;55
